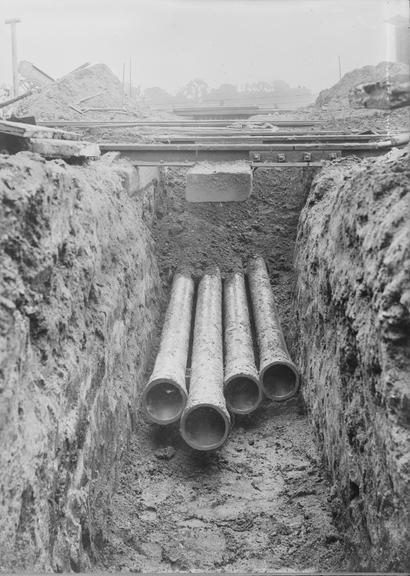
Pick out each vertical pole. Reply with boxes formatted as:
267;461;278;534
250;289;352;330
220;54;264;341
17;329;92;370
122;62;126;104
129;58;132;98
338;55;342;80
5;18;21;98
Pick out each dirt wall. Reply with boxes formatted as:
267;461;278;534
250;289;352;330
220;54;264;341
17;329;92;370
0;153;162;571
295;147;410;569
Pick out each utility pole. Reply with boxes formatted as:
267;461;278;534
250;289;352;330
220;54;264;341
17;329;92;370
122;62;126;104
338;55;342;80
5;18;21;98
129;58;132;98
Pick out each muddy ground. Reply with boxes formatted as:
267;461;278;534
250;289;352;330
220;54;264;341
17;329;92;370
94;167;351;572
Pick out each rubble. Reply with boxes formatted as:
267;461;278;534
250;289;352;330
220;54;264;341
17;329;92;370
14;63;143;122
316;61;409;109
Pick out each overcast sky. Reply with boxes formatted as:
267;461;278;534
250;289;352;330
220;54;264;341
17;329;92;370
0;0;408;94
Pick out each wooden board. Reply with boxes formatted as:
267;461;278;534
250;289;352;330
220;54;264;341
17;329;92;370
29;138;100;159
0;119;82;141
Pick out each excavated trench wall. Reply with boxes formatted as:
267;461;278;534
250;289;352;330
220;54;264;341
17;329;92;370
0;152;162;571
295;148;410;570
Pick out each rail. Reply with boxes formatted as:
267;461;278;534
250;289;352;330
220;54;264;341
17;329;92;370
99;133;409;166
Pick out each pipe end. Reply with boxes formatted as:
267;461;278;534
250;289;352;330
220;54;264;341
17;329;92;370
224;374;262;415
142;379;187;425
260;361;300;401
180;404;230;451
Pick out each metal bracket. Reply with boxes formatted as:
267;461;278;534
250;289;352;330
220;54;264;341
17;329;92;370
249;149;342;164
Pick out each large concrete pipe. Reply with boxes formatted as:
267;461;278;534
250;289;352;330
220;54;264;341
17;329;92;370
142;272;194;425
248;256;300;401
224;271;262;414
180;268;230;450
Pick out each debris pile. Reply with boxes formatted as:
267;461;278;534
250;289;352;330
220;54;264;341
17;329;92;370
349;78;410;110
316;61;409;109
14;63;143;121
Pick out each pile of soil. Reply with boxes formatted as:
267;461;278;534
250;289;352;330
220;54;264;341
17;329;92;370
315;61;409;109
15;64;142;122
95;167;350;572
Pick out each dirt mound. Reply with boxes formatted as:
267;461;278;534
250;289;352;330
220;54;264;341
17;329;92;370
316;61;409;109
15;63;142;121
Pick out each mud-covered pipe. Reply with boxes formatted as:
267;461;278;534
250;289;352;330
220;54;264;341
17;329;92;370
248;256;300;401
224;271;262;414
142;272;194;425
180;268;230;450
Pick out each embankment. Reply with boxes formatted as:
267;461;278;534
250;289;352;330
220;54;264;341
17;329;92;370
295;147;410;570
0;152;162;571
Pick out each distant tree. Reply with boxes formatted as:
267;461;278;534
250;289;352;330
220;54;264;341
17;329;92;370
255;81;273;92
144;86;173;104
270;80;291;93
207;83;238;104
176;78;209;102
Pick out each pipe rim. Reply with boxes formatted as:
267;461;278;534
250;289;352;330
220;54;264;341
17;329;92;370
260;360;300;401
180;403;230;451
224;372;263;415
142;378;187;425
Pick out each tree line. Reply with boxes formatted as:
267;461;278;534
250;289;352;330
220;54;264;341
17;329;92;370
143;78;313;107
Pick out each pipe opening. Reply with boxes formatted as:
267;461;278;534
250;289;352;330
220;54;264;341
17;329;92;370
225;377;261;414
182;406;229;450
145;381;185;424
262;364;298;400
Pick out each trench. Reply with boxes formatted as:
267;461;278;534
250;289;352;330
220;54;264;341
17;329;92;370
93;166;349;572
2;146;407;572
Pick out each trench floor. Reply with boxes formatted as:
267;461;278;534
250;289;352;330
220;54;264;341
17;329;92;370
97;168;348;572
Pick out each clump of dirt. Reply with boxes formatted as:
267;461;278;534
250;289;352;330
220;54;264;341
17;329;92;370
96;167;349;572
315;61;409;109
15;63;142;122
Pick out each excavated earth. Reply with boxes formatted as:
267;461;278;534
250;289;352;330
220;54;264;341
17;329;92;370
295;147;410;570
1;99;408;573
94;167;350;572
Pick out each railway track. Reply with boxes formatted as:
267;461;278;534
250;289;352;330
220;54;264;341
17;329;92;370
99;132;409;166
38;119;322;128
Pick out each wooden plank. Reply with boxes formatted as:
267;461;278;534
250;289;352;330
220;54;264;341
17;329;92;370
0;119;82;141
0;90;34;109
29;138;100;159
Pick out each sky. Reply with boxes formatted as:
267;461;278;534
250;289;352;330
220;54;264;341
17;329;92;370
0;0;408;94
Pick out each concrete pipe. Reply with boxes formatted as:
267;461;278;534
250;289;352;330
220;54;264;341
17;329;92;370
142;272;194;425
180;268;230;450
248;256;300;401
224;271;262;414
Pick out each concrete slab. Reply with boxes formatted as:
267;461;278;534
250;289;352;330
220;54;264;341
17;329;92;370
186;161;252;202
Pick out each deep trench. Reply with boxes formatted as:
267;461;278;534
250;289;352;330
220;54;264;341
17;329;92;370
94;166;351;572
